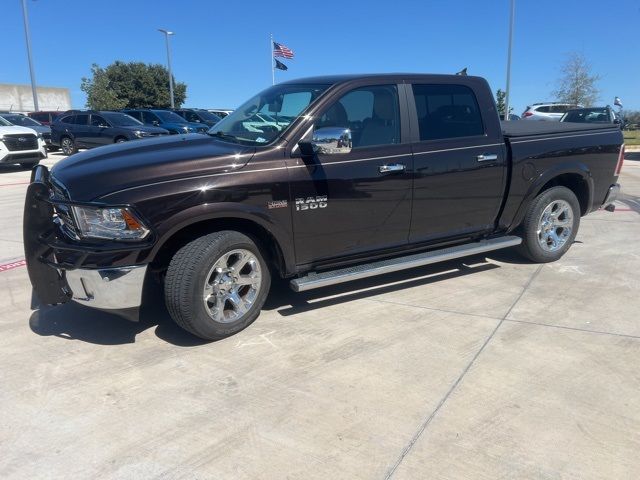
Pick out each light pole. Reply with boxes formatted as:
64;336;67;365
158;29;175;109
504;0;515;121
21;0;39;111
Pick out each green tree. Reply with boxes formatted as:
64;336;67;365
81;61;187;109
552;52;600;106
495;89;506;117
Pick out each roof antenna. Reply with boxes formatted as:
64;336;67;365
456;67;468;76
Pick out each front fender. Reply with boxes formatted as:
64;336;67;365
148;202;295;275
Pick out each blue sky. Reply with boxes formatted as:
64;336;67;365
2;0;638;114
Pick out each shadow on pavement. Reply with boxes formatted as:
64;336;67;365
266;256;502;317
28;247;535;346
29;281;210;347
0;164;33;174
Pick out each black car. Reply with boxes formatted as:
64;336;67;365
173;108;222;127
123;109;209;134
51;111;170;155
560;106;623;127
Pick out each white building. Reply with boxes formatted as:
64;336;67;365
0;83;71;112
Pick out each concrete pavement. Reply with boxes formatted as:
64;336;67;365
1;154;639;479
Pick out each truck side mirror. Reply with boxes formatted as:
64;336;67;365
298;127;352;156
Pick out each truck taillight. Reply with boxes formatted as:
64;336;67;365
523;112;533;117
615;144;625;175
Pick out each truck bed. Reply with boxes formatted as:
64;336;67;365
501;121;618;138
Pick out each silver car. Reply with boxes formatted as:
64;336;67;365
522;103;581;121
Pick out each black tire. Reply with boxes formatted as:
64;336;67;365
164;231;271;340
20;162;38;169
60;136;76;155
518;186;581;263
115;137;128;143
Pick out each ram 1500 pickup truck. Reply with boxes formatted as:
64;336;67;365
24;74;624;340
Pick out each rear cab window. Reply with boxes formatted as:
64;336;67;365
411;84;484;141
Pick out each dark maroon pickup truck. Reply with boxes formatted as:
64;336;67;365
24;74;624;340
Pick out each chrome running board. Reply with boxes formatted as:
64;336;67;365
290;236;522;292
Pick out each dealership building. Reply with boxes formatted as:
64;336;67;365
0;83;71;113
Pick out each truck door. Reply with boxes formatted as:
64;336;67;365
287;83;413;265
407;82;506;243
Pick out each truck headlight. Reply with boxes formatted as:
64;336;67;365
71;206;150;240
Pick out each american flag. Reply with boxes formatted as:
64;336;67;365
273;41;294;59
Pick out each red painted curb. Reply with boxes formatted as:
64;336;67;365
0;259;26;273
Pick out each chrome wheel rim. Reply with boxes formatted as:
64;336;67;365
202;249;262;323
537;199;574;252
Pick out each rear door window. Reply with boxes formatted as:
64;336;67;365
73;114;89;125
90;115;108;127
535;106;551;113
411;84;484;141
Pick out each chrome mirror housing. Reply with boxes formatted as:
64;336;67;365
310;127;352;155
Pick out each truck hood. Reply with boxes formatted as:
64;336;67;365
50;134;255;201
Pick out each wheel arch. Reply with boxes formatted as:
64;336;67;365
510;163;594;231
149;209;294;279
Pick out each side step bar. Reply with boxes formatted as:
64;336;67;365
290;236;522;292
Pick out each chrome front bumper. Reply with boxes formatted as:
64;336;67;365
65;265;148;310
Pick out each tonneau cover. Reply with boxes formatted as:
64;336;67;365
501;121;618;138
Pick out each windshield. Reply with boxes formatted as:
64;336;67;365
208;83;330;145
1;114;42;127
103;112;143;127
155;110;188;123
563;108;609;123
0;116;11;127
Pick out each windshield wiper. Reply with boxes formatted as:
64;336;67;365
209;131;240;143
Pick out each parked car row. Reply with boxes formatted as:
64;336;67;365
521;103;624;127
49;108;228;155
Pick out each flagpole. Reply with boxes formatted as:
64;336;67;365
270;33;275;85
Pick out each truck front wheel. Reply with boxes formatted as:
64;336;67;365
164;231;271;340
518;186;581;263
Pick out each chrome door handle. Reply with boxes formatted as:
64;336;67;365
378;163;406;173
476;154;498;162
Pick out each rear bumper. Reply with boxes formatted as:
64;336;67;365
602;183;620;210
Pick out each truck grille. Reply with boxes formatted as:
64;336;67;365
2;133;38;151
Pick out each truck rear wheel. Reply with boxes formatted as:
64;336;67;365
164;231;271;340
518;186;580;263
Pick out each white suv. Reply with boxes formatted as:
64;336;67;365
0;115;47;168
522;103;581;121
